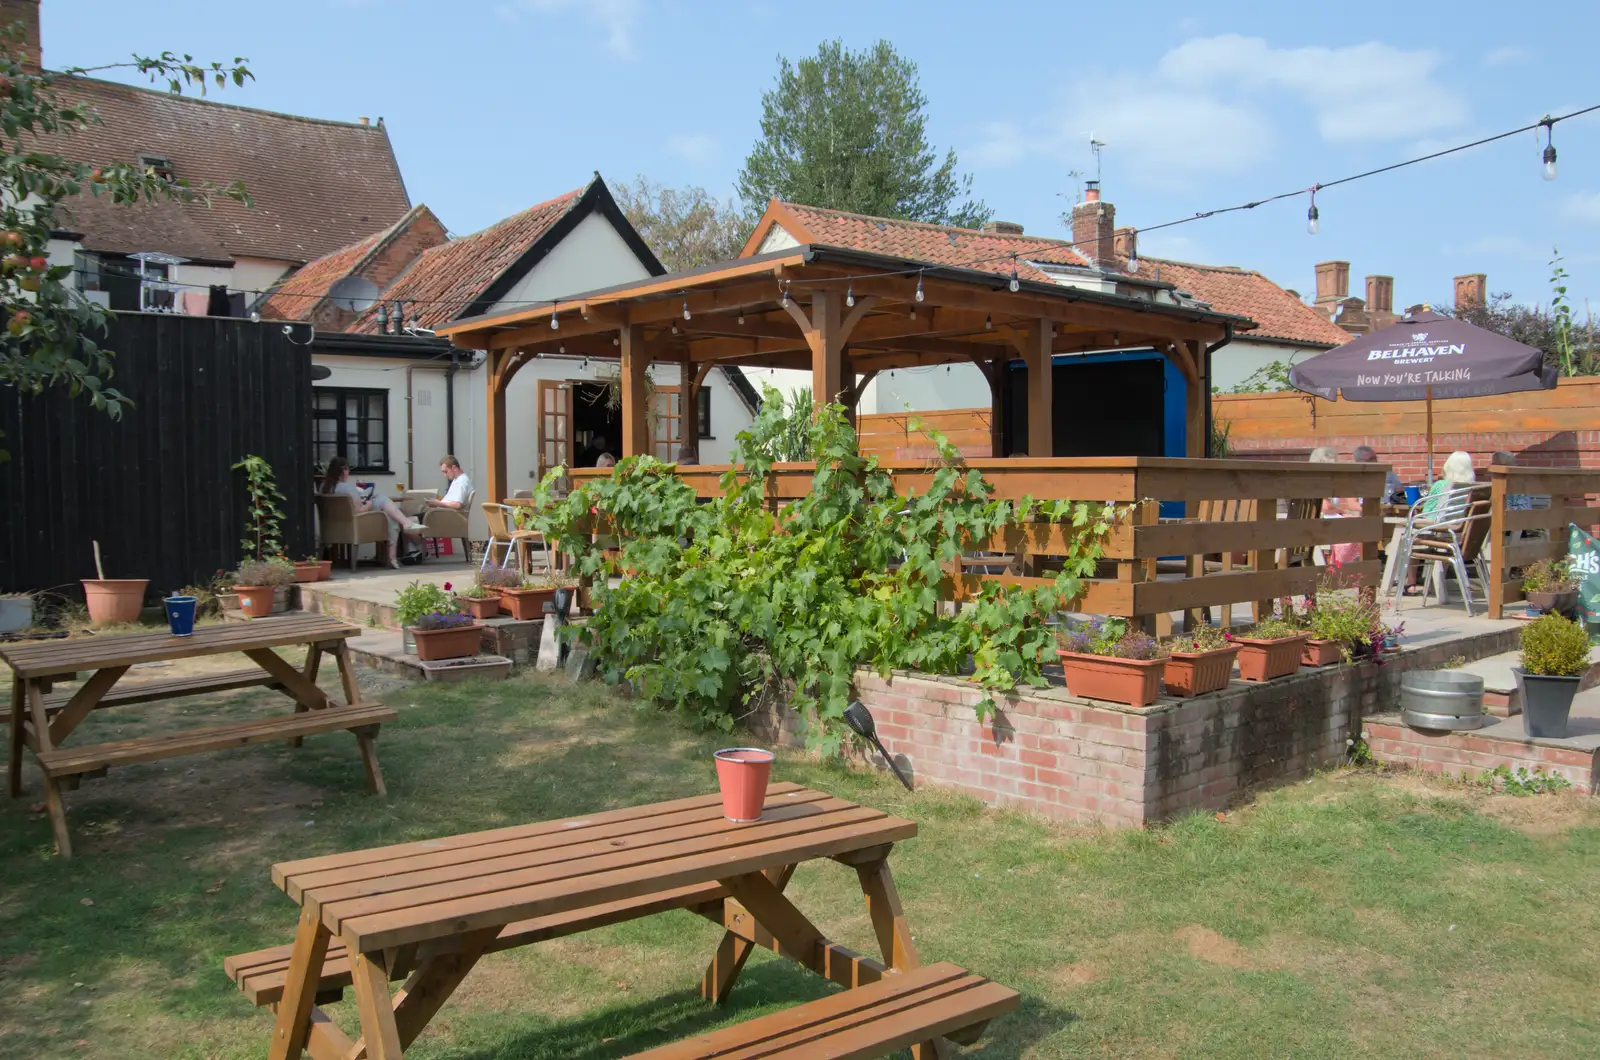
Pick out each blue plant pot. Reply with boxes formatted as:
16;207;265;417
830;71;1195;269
164;595;197;637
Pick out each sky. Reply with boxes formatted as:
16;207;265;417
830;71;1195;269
52;0;1600;316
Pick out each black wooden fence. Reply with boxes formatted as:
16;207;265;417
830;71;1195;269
0;312;313;601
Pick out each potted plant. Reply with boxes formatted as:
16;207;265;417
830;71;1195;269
1056;618;1167;707
0;591;34;633
233;558;295;618
81;540;149;626
1233;616;1310;682
394;579;456;654
1521;558;1579;617
1163;624;1240;697
292;554;322;584
409;606;483;661
456;570;511;619
1303;584;1380;665
1513;612;1593;739
500;573;576;621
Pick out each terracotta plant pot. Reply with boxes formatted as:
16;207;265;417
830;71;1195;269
1234;634;1310;682
81;579;148;625
1163;645;1241;698
233;585;277;619
1056;651;1166;707
317;559;334;580
500;585;557;620
457;594;501;620
292;563;320;584
714;747;775;822
410;621;484;661
1301;638;1344;667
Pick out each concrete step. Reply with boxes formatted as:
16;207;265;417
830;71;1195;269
1435;646;1600;717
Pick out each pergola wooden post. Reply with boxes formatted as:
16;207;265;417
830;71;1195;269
1185;338;1208;459
618;323;649;458
486;349;510;507
1022;319;1053;458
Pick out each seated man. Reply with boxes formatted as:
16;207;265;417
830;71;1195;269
425;454;472;514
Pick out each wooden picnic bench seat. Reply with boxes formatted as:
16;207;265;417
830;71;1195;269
35;703;395;781
625;962;1018;1059
225;879;732;1007
0;668;280;727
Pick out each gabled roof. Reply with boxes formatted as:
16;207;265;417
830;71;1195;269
257;205;443;321
36;75;412;264
1131;258;1353;348
743;200;1094;281
349;176;663;334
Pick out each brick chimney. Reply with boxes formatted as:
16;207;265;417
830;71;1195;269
1072;180;1117;269
1313;261;1349;305
1113;226;1137;264
1454;272;1486;309
0;0;40;70
1364;275;1393;315
980;220;1024;235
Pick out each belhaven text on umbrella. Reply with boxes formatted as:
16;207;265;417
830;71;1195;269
1366;342;1466;364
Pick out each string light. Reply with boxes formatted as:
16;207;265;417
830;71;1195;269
1008;254;1019;293
1125;230;1139;274
846;284;855;308
781;282;790;307
1540;116;1557;180
737;311;745;325
984;314;992;330
1306;185;1320;236
914;271;925;303
682;296;691;320
582;357;589;369
550;308;559;330
249;309;260;323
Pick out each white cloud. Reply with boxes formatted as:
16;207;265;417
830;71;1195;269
968;121;1028;169
1483;46;1530;67
496;0;639;58
667;133;719;164
1565;191;1600;223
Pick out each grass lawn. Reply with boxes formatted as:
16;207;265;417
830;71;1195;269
2;665;1599;1058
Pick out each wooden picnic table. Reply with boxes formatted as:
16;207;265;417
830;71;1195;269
3;613;394;858
240;782;984;1060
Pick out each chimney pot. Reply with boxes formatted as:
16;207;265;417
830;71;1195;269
981;220;1024;235
358;116;370;126
1083;179;1101;203
1453;273;1486;309
1313;261;1350;304
1364;274;1394;315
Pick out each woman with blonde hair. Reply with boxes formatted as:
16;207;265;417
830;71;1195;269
1422;450;1475;515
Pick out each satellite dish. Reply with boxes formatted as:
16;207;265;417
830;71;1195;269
311;365;332;380
328;275;380;314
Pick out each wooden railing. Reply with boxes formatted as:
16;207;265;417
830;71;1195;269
1487;466;1600;618
542;458;1388;629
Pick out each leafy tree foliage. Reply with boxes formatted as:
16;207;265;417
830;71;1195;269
534;392;1126;751
613;176;751;271
0;24;252;458
737;39;989;228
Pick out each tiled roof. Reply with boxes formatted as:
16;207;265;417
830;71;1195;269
258;205;439;321
348;188;585;333
1131;258;1352;347
36;76;411;264
755;201;1093;281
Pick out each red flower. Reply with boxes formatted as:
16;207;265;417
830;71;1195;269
443;581;453;591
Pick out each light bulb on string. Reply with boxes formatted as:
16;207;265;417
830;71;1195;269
1125;230;1139;273
1306;185;1320;236
1008;254;1020;293
984;314;992;330
550;308;559;330
737;311;745;325
682;296;691;320
582;358;589;370
846;284;855;308
1541;117;1558;181
780;283;790;307
914;271;925;303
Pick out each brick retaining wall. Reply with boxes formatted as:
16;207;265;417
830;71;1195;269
1365;718;1598;793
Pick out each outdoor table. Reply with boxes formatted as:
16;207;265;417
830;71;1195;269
255;783;920;1059
3;613;386;857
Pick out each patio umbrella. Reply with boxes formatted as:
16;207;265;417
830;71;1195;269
1288;309;1557;482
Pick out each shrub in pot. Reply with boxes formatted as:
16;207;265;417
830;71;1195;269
1233;616;1310;682
408;606;483;661
1513;612;1593;739
1303;581;1380;665
233;558;295;618
1056;618;1167;707
394;580;457;654
456;572;505;619
1163;624;1240;697
1521;557;1579;617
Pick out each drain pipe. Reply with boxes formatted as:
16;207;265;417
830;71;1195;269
445;349;459;457
1203;324;1234;457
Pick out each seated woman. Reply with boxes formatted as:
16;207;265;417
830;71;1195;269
320;456;424;568
1309;447;1363;566
1422;450;1476;515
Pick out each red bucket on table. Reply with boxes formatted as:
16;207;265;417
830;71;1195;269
713;747;775;822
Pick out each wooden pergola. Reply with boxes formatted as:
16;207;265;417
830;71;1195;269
436;246;1249;503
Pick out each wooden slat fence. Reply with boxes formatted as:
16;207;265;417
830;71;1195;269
857;409;991;460
1487;465;1600;618
553;458;1387;629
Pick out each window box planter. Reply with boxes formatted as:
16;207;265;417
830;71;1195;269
1162;645;1240;698
1301;638;1344;667
1056;651;1165;707
292;563;321;584
1235;633;1309;682
500;586;557;620
317;559;334;581
410;621;484;661
457;594;502;620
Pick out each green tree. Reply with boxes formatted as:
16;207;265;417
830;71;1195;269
737;39;989;228
0;23;252;458
613;176;751;271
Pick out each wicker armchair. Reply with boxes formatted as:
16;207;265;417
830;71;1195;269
418;489;475;562
315;494;390;571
